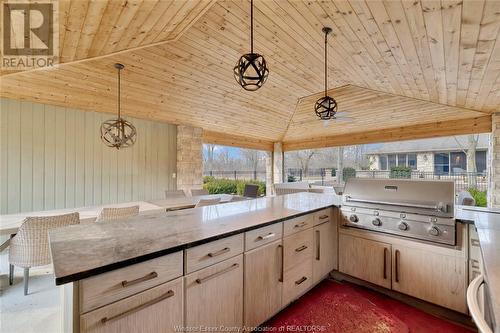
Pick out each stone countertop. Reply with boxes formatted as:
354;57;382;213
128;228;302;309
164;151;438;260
456;206;500;332
49;192;341;285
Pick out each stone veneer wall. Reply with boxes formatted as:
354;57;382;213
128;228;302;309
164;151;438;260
488;113;500;207
416;153;434;172
177;125;203;193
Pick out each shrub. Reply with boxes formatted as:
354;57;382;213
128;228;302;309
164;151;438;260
203;176;215;184
203;178;238;194
342;167;356;181
203;178;266;196
390;166;412;179
287;175;296;183
467;188;487;207
331;168;337;177
236;179;266;196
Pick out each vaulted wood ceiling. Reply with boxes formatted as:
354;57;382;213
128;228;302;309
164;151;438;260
1;0;498;149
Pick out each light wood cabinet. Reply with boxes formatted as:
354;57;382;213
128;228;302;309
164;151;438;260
185;255;243;331
80;277;183;333
312;220;337;285
282;259;313;305
185;234;244;274
243;240;283;328
392;245;467;313
283;228;313;271
80;251;183;313
339;233;391;289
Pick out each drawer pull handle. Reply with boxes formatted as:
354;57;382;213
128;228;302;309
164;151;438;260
471;239;480;247
101;289;174;324
195;263;239;284
278;244;284;282
257;233;276;240
121;271;158;288
319;215;329;220
383;248;388;279
207;247;230;257
471;259;480;269
316;230;320;260
395;249;400;283
295;276;307;285
294;221;307;228
295;245;308;252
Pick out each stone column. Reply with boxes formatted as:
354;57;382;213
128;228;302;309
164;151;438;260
488;113;500;207
265;151;273;196
273;142;284;184
177;125;203;194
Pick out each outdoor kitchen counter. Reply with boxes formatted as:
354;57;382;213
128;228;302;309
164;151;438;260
49;192;341;285
456;206;500;332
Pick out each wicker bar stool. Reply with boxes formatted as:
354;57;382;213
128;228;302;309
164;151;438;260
96;205;139;222
165;190;186;199
191;188;209;196
195;198;221;207
9;212;80;295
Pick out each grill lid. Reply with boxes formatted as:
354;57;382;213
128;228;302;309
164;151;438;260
342;178;455;218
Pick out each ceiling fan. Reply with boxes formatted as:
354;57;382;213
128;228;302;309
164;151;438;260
322;111;354;127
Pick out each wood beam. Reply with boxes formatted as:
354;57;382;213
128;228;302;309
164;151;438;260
282;116;492;151
202;130;274;151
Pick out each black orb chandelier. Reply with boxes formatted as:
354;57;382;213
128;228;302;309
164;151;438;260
233;0;269;91
314;27;338;120
100;63;137;149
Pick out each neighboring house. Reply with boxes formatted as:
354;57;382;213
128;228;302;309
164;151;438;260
364;134;489;175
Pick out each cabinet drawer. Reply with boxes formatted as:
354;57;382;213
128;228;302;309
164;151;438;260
185;234;244;274
245;223;283;251
283;259;312;305
283;228;313;271
80;251;183;313
80;277;183;333
185;255;243;329
313;208;332;226
283;214;313;236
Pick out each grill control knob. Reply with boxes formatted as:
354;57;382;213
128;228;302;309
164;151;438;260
428;226;440;236
349;215;359;223
398;222;409;231
372;218;382;226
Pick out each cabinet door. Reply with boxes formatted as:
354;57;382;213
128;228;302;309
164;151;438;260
392;245;467;313
339;233;391;289
312;220;337;284
185;255;243;331
80;277;183;333
244;240;283;328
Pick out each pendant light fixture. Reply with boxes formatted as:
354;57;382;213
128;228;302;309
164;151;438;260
233;0;269;91
100;63;137;149
314;27;338;120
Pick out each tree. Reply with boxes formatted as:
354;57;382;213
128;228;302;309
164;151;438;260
204;144;216;171
290;149;316;175
241;149;261;172
454;134;479;188
336;146;344;183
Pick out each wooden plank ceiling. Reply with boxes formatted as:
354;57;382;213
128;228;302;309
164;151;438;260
1;0;499;150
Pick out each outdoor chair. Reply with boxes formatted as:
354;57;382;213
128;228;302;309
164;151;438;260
191;188;209;196
196;198;221;207
165;190;186;199
96;205;139;222
9;212;80;295
243;184;259;198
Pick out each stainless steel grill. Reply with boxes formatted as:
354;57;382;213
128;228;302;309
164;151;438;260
341;178;456;245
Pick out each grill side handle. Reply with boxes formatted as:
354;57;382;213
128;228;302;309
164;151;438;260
344;196;448;213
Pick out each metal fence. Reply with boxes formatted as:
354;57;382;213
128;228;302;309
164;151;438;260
286;168;488;193
203;170;267;182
